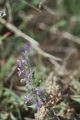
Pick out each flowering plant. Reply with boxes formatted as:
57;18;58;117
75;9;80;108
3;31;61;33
17;45;62;120
17;45;43;109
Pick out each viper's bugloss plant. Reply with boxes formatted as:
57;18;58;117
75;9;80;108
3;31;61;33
17;45;43;109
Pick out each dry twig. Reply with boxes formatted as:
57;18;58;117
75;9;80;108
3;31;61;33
6;0;13;22
19;0;41;13
50;29;80;44
0;18;62;69
62;32;80;44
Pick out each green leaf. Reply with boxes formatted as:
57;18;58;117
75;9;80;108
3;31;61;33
3;88;19;100
28;104;36;109
0;56;15;79
71;97;80;103
32;0;41;5
10;113;17;120
50;20;67;31
0;113;9;120
24;117;33;120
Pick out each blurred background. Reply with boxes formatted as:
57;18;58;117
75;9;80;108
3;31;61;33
0;0;80;120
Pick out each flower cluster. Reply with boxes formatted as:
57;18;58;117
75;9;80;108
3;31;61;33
17;45;42;109
17;45;63;120
45;72;61;107
35;105;48;120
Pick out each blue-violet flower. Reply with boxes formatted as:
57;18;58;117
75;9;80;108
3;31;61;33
17;60;25;67
36;89;41;96
35;100;42;108
17;68;24;77
25;96;30;103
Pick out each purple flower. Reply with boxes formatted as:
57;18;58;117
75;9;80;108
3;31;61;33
23;45;31;52
17;60;25;67
36;89;41;96
25;96;30;103
35;100;42;108
17;68;24;76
